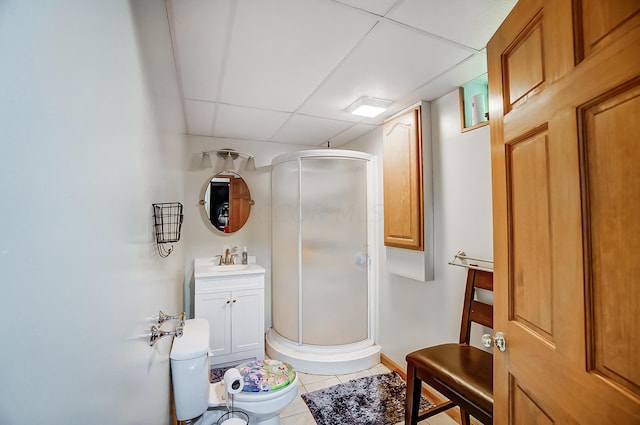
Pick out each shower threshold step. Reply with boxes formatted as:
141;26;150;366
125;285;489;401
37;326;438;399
265;328;381;376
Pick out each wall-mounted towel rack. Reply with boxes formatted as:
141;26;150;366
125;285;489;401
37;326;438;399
448;250;493;272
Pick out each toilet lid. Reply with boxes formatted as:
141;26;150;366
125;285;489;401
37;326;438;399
236;359;296;392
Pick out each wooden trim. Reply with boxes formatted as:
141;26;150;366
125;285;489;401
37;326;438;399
380;353;482;425
461;120;490;133
459;87;491;133
458;87;467;131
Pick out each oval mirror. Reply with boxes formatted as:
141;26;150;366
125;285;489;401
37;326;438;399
200;171;253;234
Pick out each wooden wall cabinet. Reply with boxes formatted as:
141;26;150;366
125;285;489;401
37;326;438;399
383;105;424;250
383;102;434;281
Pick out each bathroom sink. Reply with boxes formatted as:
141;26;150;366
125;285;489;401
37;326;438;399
210;264;250;272
194;259;265;278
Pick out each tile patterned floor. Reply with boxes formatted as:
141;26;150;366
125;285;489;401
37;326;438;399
278;363;459;425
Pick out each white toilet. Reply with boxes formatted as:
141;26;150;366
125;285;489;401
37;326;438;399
170;319;299;425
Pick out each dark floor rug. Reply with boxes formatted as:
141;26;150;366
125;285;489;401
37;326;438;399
302;372;433;425
210;366;232;383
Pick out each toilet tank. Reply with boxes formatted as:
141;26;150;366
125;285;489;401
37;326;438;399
170;319;210;421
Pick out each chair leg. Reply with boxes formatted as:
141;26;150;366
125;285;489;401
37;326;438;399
460;407;471;425
405;363;422;425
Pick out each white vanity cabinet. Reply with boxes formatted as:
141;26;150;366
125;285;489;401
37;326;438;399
194;259;265;367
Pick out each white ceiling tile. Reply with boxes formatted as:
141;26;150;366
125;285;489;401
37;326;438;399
298;21;473;121
220;0;379;111
184;99;215;136
214;104;292;141
407;51;489;102
387;0;518;50
156;0;516;146
271;115;354;146
168;0;233;100
333;0;399;16
328;123;378;147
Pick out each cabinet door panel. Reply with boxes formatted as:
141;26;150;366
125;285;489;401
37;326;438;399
231;289;263;353
196;292;231;356
383;106;423;250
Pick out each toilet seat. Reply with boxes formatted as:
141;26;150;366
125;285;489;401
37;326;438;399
236;359;296;393
209;374;299;406
208;360;298;406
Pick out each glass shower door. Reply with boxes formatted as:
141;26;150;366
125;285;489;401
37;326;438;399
271;159;300;343
300;157;369;345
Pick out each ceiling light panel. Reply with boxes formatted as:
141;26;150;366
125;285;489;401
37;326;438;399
347;97;392;117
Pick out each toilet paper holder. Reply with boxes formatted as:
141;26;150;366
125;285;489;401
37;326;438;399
217;368;248;424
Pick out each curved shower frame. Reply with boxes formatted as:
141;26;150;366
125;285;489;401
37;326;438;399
267;149;380;375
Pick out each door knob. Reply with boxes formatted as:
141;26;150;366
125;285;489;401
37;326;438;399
481;331;506;352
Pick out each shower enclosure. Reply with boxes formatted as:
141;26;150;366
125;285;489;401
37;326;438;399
266;149;380;375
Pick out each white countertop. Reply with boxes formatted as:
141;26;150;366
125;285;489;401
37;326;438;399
194;258;265;278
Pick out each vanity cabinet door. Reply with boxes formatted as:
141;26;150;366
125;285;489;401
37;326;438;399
193;268;265;366
195;291;232;357
230;288;264;354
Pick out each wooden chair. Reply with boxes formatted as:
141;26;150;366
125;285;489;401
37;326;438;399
405;268;494;425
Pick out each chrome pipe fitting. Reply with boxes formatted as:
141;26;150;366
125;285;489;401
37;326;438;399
149;322;184;347
156;310;185;326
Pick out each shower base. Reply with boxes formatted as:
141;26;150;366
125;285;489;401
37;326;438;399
265;328;381;375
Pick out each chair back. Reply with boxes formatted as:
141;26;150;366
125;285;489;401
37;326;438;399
458;268;494;345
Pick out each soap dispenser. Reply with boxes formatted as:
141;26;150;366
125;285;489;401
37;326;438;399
241;246;248;265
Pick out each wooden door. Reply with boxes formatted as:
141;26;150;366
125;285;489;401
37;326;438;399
488;0;640;423
228;176;251;233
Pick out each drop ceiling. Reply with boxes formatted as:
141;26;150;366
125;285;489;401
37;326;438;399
166;0;517;147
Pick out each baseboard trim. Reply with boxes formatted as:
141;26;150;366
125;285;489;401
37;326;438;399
380;353;478;425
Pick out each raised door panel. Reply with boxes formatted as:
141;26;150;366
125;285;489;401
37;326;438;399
505;19;544;107
506;128;554;341
231;289;264;354
382;106;423;250
195;292;231;357
581;84;640;397
510;376;554;425
578;0;640;59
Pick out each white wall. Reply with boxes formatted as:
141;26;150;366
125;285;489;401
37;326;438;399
182;136;309;326
183;89;492;370
0;2;492;422
345;89;493;366
0;1;184;424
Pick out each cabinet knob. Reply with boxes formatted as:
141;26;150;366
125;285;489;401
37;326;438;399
233;299;237;303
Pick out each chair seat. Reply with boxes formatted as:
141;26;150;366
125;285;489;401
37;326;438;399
406;343;493;415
